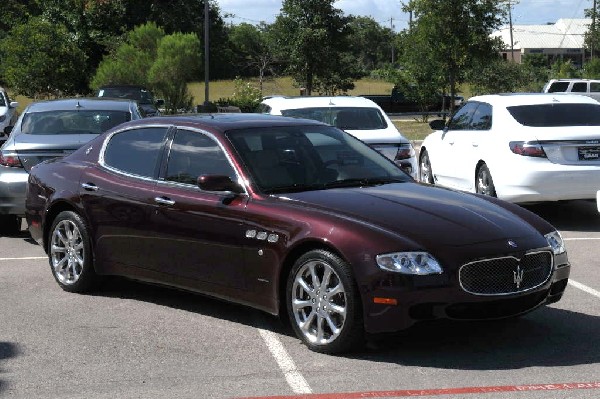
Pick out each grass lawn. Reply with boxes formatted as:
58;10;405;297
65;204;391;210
392;119;439;141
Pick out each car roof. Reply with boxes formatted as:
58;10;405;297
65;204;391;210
98;84;149;90
261;95;381;110
469;93;600;107
25;97;138;112
127;113;327;132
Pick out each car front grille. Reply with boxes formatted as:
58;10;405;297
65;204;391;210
459;250;553;296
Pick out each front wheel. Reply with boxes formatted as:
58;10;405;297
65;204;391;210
48;211;98;293
476;164;497;197
286;250;364;354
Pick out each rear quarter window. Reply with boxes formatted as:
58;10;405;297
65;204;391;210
103;127;168;178
507;103;600;127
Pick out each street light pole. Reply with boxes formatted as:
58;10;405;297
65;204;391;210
204;0;210;107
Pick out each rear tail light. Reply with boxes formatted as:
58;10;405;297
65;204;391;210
509;141;547;158
395;144;415;161
0;151;23;168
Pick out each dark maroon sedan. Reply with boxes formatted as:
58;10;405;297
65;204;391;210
25;114;570;354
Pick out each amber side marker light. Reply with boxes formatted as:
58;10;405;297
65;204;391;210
373;297;398;305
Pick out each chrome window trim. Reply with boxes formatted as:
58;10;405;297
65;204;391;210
458;249;554;297
98;124;249;195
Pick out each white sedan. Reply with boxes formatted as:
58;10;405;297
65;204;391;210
419;93;600;203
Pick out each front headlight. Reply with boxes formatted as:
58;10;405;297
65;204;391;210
376;252;443;275
545;231;565;255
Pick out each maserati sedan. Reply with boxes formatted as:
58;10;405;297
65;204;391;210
419;93;600;203
25;114;570;354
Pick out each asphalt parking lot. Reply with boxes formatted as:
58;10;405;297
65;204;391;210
0;200;599;399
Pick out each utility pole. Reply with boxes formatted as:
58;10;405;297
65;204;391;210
508;0;515;61
204;0;210;107
592;0;597;59
390;17;395;64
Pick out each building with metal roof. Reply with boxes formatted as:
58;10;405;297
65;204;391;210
492;18;590;66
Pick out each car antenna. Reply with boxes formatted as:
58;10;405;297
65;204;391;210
76;101;82;108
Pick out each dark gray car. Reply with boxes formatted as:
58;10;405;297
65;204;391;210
0;98;143;234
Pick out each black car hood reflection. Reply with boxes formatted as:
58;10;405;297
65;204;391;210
280;182;542;247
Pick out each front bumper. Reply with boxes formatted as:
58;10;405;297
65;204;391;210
362;252;570;334
0;165;29;216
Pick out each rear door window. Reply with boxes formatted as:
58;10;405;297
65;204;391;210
507;104;600;127
469;103;492;130
546;82;570;92
571;82;588;93
103;127;169;178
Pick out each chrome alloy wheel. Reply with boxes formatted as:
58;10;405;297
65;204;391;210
291;260;347;345
50;220;85;285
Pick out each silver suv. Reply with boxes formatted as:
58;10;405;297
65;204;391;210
542;79;600;102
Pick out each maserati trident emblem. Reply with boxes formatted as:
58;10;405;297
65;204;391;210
514;266;524;289
508;240;518;248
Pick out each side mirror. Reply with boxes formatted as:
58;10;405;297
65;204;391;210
429;119;446;131
197;175;244;194
9;101;18;109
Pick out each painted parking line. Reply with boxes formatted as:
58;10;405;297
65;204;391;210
0;256;46;261
569;279;600;299
563;237;600;241
258;328;312;395
237;382;600;399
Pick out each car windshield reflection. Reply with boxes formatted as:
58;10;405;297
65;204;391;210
226;125;410;194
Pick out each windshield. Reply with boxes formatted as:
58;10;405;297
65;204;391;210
98;87;154;104
281;107;388;130
21;110;131;135
226;125;409;194
507;103;600;127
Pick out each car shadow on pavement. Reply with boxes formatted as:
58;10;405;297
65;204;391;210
522;200;600;232
0;342;20;394
354;306;600;370
94;277;294;336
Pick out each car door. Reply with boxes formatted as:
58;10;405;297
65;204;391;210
80;126;170;273
149;128;249;289
432;101;478;189
452;102;493;192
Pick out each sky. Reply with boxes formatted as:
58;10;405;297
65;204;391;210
217;0;591;31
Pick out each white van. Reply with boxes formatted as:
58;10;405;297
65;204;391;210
542;79;600;102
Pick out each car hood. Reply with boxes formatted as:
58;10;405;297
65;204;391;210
280;183;544;247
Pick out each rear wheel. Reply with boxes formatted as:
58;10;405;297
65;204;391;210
48;211;98;293
286;249;364;354
419;150;434;184
476;164;497;197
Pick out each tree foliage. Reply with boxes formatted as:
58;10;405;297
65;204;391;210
347;16;397;74
0;17;87;98
271;0;359;95
403;0;507;112
90;22;165;90
148;33;201;114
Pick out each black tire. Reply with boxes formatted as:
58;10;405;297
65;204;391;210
419;150;434;184
0;215;21;235
286;249;364;354
47;211;98;293
476;164;497;197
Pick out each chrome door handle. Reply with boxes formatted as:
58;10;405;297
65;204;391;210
81;183;99;191
472;142;479;147
154;196;175;206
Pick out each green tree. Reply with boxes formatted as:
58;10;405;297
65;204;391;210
90;22;165;90
467;58;528;94
0;17;86;98
228;23;277;93
148;32;201;113
584;4;600;58
271;0;359;95
403;0;507;112
347;16;397;74
549;59;581;79
583;58;600;78
521;53;550;91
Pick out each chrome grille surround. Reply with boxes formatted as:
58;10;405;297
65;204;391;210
459;250;553;296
